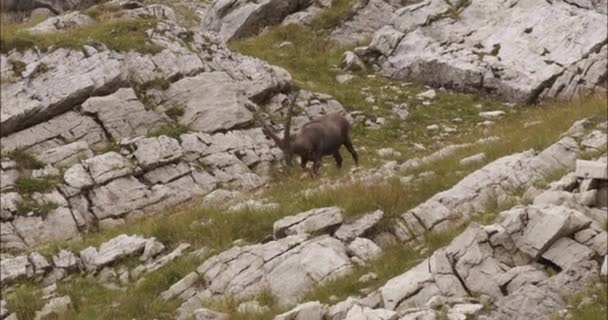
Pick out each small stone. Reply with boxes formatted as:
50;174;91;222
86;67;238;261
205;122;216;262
52;250;78;270
347;237;382;262
140;238;165;262
479;110;506;120
460;153;486;166
601;255;607;280
336;74;355;84
427;124;440;131
417;89;436;99
358;272;378;283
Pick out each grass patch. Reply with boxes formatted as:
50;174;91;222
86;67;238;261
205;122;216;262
6;283;44;320
165;106;185;120
16;197;59;216
311;0;356;32
83;3;122;20
139;77;171;91
203;288;284;320
57;255;199;320
15;175;60;195
148;123;190;140
1;17;160;54
5;149;45;171
556;284;608;320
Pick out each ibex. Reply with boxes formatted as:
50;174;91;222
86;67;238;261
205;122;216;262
255;91;359;175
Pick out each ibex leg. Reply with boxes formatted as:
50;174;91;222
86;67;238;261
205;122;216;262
344;138;359;165
333;151;343;168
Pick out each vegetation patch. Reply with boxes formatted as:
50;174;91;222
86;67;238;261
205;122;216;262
15;197;59;216
165;106;185;120
5;149;45;171
0;17;160;54
6;283;44;320
139;77;171;91
57;255;200;320
14;175;60;195
147;123;190;140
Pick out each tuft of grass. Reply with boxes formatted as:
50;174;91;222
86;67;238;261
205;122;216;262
57;255;199;320
10;59;26;77
5;149;45;171
311;0;356;32
16;197;59;216
147;123;190;140
15;176;60;195
1;17;160;54
165;106;185;120
83;3;122;20
6;283;44;320
139;77;171;91
559;284;608;320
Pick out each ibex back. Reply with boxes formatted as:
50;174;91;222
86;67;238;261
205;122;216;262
255;91;359;175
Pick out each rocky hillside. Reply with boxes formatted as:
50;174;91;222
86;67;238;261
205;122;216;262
0;0;607;319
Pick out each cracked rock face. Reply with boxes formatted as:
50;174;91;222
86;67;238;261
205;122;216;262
393;136;581;242
201;0;313;42
365;0;608;102
184;234;352;306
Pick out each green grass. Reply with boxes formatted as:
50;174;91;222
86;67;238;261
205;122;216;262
6;283;45;320
311;0;356;32
15;175;60;195
16;197;59;216
549;284;608;320
147;123;190;140
0;17;160;54
4;149;45;171
165;106;185;120
56;256;200;320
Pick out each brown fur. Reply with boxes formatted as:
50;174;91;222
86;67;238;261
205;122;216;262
288;113;359;174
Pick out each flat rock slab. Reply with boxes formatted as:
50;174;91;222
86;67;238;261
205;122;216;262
81;88;166;141
12;207;80;247
202;0;312;42
273;207;344;239
334;210;384;242
79;234;148;272
193;235;352;306
162;72;254;133
0;255;32;285
367;0;608;102
0;48;124;136
575;159;608;180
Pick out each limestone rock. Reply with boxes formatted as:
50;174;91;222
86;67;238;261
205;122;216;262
334;210;383;242
274;301;327;320
575;160;608;180
52;250;79;270
202;0;312;42
541;237;596;269
347;237;382;262
82;88;166;141
88;176;167;219
63;163;94;191
0;49;124;136
161;72;254;133
341;51;366;71
0;255;32;284
192;235;352;306
273;207;344;239
38;141;94;167
192;308;229;320
131;136;183;170
29;252;51;275
83;152;134;184
140;238;166;262
79;234;148;272
11;207;79;247
366;0;608;102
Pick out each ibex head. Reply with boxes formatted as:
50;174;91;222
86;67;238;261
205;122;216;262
254;91;300;167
